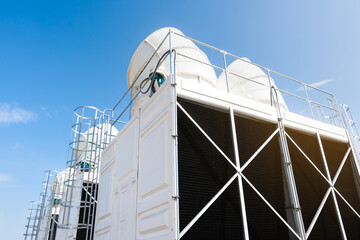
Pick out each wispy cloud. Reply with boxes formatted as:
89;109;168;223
0;174;12;183
296;78;334;92
11;143;22;150
0;103;36;124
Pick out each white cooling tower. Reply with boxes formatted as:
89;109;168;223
50;169;69;202
73;124;118;161
217;58;288;111
127;27;218;115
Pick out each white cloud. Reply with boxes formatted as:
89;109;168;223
0;103;36;124
0;174;12;183
296;78;334;92
11;143;22;150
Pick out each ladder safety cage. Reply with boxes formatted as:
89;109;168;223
24;201;41;240
58;106;118;240
24;170;58;240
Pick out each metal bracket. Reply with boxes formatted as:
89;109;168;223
286;204;301;210
172;195;180;200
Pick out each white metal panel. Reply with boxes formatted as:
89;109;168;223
138;111;170;198
137;95;175;240
95;81;175;240
111;116;139;240
115;118;139;182
96;140;117;228
96;163;114;224
112;180;137;240
95;116;139;240
95;229;111;240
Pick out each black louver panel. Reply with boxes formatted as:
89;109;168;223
287;129;360;239
48;214;59;240
177;98;360;239
178;98;289;240
76;183;98;240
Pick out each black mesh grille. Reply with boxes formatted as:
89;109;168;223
76;183;98;240
47;214;58;240
286;129;360;239
286;129;335;239
177;98;360;239
178;98;289;239
178;98;241;240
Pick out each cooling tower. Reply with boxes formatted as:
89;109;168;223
127;27;218;116
217;58;288;111
94;28;360;240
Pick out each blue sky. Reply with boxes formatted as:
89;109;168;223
1;1;359;239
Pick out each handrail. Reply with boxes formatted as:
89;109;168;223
112;29;346;128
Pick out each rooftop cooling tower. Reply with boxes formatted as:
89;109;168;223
51;169;69;207
217;58;288;111
127;27;217;116
74;124;119;162
94;28;360;240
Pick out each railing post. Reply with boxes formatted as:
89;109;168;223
222;51;230;93
331;95;345;128
303;84;315;120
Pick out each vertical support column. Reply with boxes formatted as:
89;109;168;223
169;30;180;240
266;70;306;239
229;105;249;240
316;132;347;240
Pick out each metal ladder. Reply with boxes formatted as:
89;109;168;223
341;104;360;162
